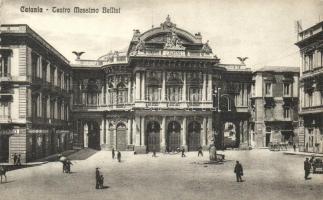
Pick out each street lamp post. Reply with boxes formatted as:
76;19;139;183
213;88;224;149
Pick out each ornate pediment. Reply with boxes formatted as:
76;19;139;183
164;31;185;50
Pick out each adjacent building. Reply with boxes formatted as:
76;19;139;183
296;21;323;153
0;24;73;163
250;66;299;148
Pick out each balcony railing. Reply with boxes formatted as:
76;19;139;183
0;115;12;123
0;74;12;82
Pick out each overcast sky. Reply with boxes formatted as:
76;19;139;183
1;0;323;69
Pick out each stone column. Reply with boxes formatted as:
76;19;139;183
132;118;137;146
182;72;187;101
161;116;166;151
161;71;166;101
127;118;132;146
112;128;116;149
182;117;187;150
135;72;141;101
207;74;212;101
39;56;42;78
141;72;146;100
207;117;213;145
128;78;132;103
100;120;104;145
106;78;109;106
84;123;88;148
202;117;207;147
105;119;109;146
202;73;207;101
141;116;145;146
135;116;141;146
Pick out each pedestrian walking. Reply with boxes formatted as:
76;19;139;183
181;148;186;157
234;161;243;182
95;167;100;189
304;158;311;180
99;174;104;189
16;154;22;166
112;148;115;159
117;151;121;162
13;153;17;165
293;144;296;152
198;146;203;157
152;148;157;157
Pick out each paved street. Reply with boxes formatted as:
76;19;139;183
1;149;323;200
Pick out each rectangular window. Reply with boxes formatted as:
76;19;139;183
308;93;313;107
265;83;272;96
0;51;11;77
0;102;10;118
309;54;313;70
283;83;290;96
283;107;290;119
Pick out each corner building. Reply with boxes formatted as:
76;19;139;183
296;21;323;153
0;25;73;163
72;16;253;153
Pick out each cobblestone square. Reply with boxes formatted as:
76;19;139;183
1;149;323;200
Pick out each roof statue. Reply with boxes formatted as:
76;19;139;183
133;38;145;55
164;30;185;50
201;40;212;54
72;51;85;60
132;29;141;41
161;15;176;30
237;57;248;65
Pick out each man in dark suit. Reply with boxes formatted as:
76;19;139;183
234;161;243;182
112;148;115;159
304;158;311;180
95;168;100;189
117;151;121;162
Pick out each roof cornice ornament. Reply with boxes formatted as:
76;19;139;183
164;30;185;50
161;15;176;30
201;40;212;54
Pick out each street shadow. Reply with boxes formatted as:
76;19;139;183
102;186;110;189
67;148;98;160
0;180;15;184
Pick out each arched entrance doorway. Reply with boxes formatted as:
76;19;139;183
188;121;201;151
167;121;181;152
147;121;161;152
88;121;101;150
116;122;127;151
223;122;237;148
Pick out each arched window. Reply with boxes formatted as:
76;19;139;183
116;82;128;104
189;87;202;101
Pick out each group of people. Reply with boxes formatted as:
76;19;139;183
95;167;104;189
303;156;319;180
112;148;122;162
62;160;73;173
12;153;22;166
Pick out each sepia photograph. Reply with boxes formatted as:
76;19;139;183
0;0;323;199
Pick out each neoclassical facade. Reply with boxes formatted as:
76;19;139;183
71;16;253;153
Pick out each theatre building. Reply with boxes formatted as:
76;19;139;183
0;24;73;163
71;16;253;153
